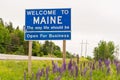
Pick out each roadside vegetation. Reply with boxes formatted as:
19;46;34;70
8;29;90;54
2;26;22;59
0;58;120;80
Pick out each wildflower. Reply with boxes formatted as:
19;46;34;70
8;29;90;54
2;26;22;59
90;70;92;80
24;71;26;80
116;63;120;75
62;61;66;71
53;62;58;73
36;69;40;80
70;66;75;76
104;59;110;67
41;68;45;76
75;65;78;77
98;59;102;69
68;59;72;70
83;67;87;76
59;67;64;76
46;66;49;80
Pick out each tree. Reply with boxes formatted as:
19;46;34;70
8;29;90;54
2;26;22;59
0;21;11;53
0;18;4;26
53;50;62;57
94;40;115;60
32;41;41;56
6;22;14;33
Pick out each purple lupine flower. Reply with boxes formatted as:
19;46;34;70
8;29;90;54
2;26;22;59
90;70;92;80
59;67;63;76
83;67;87;76
46;66;49;80
53;62;58;73
68;59;72;70
24;71;26;80
75;65;78;77
52;61;55;73
98;59;102;69
55;63;59;72
104;59;110;67
41;68;45;76
114;59;119;66
70;66;75;76
116;63;120;75
52;61;59;73
36;69;40;80
39;71;42;77
62;61;66;71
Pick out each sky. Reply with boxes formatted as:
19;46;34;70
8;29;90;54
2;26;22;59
0;0;120;58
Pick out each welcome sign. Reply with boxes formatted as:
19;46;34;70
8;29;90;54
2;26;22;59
25;8;71;40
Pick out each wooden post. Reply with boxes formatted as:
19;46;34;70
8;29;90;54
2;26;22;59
63;40;66;63
28;41;32;74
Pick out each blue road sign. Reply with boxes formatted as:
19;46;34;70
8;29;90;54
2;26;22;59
25;8;71;31
25;32;71;40
25;8;71;40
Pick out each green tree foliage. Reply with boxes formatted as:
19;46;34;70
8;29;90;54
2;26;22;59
6;22;14;33
0;19;11;53
94;40;115;60
66;51;74;58
32;41;41;56
41;41;62;57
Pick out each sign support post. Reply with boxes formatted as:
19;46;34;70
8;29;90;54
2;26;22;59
63;40;66;63
28;41;32;74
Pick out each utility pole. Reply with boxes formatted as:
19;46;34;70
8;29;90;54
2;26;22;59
85;40;89;57
80;40;83;57
80;40;89;57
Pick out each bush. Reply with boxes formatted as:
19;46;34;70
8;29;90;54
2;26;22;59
86;56;93;60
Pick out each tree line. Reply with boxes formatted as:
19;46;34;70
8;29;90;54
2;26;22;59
0;18;117;59
93;40;116;60
0;18;74;58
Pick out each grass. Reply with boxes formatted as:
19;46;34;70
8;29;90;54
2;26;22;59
0;59;120;80
0;60;59;80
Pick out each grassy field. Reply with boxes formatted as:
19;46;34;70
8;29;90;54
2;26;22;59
0;60;62;80
0;59;120;80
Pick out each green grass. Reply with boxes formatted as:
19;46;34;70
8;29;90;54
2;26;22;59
0;59;120;80
0;60;59;80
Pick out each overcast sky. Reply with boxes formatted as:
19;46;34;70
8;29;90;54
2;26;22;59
0;0;120;58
